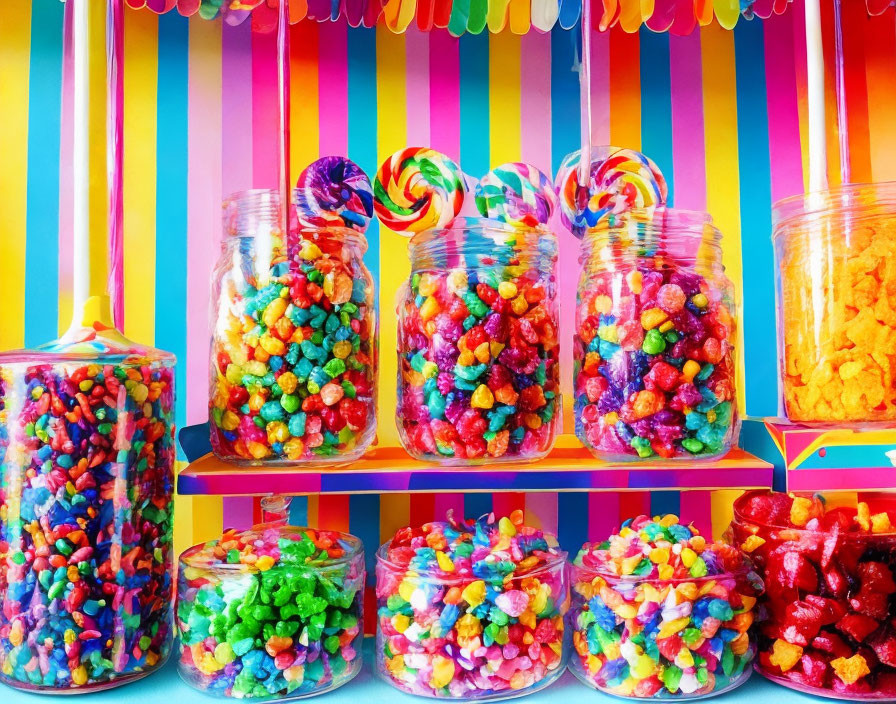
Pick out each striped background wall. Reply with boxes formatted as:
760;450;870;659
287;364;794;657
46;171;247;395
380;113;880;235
3;1;896;557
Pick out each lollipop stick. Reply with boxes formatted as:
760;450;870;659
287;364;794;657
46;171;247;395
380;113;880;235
832;0;850;184
578;0;593;188
277;0;291;246
805;0;828;194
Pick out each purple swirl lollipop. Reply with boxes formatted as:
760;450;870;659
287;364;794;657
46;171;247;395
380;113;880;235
294;156;374;232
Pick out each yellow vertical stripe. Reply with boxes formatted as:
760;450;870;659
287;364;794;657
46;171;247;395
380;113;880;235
87;1;109;303
0;3;31;350
376;26;407;449
700;25;744;413
291;22;319;176
123;9;158;344
710;490;741;540
307;495;320;528
489;31;521;167
380;494;410;544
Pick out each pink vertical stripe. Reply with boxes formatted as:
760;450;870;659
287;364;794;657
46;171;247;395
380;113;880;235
429;29;460;161
434;493;465;520
680;491;713;539
520;32;552;172
318;22;348;155
589;493;620;541
187;24;223;425
252;27;278;189
669;32;706;212
223;496;257;530
58;1;74;331
764;10;805;202
525;493;558;535
405;27;431;147
222;23;254;196
590;29;610;146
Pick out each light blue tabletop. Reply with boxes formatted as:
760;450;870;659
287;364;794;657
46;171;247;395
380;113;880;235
1;638;826;704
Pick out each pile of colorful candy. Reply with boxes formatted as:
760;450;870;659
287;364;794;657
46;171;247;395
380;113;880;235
0;348;176;692
375;511;569;699
177;524;365;699
729;491;896;697
773;185;896;423
573;213;738;460
380;152;561;463
570;515;760;699
210;165;376;465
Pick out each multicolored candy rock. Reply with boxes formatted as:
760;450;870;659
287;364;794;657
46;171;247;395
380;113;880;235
574;210;739;460
396;219;560;463
177;525;365;700
375;511;569;699
571;515;761;699
0;342;176;692
209;188;376;465
728;491;896;698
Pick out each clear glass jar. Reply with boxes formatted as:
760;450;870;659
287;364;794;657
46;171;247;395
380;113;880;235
569;563;760;699
375;542;569;699
176;523;365;699
0;340;176;692
728;490;896;699
574;209;739;461
395;217;559;464
209;189;377;466
773;183;896;425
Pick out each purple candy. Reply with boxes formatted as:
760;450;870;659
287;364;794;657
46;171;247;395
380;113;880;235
295;156;374;232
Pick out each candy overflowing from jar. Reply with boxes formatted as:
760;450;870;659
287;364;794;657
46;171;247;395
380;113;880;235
574;245;738;460
728;491;896;698
571;515;760;699
375;511;569;700
0;346;176;692
177;525;365;700
210;185;376;465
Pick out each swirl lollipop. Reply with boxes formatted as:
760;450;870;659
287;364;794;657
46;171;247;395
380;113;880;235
373;147;466;235
556;146;668;237
294;155;374;232
474;162;558;228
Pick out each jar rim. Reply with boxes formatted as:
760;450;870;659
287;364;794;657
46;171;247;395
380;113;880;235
180;523;365;572
374;540;568;583
732;490;896;539
570;558;753;585
582;207;716;236
408;216;555;246
772;181;896;234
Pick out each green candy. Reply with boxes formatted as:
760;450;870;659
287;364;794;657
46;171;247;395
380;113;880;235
642;328;666;355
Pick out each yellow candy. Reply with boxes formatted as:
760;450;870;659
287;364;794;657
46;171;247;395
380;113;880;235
457;349;475;366
627;270;643;294
283;438;304;460
418;273;439;296
392;613;410;633
256;555;275;571
790;496;814;527
471;384;495;409
692;293;708;308
676;648;694;668
640;307;668;330
299;241;322;260
278;372;298;394
511;295;529;315
499;516;517;536
872;512;892;533
422;361;439;379
71;665;88;686
658;320;675;333
657;617;690;639
831;654;871;685
474;342;491;364
591;294;613;315
769;639;803;672
267;422;290;445
490;341;505;357
332;341;352;359
680;548;697;568
649;547;670;564
857;502;872;531
462;580;486;608
689;535;706;551
430;655;456;689
399;580;417;603
419;296;441;321
681;360;701;383
248;441;270;459
615;604;638;620
436;551;455;572
221;410;240;432
244;360;267;377
456;613;482;638
498;281;518;299
263;297;288;328
259;334;286;356
604;411;619;426
630;654;655;679
741;535;765;553
284;665;305;682
446;269;468;294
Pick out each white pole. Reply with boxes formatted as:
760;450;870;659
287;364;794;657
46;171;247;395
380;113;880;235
805;0;828;193
72;0;90;319
578;0;592;187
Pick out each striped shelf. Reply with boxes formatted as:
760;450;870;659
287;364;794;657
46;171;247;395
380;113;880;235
177;425;773;496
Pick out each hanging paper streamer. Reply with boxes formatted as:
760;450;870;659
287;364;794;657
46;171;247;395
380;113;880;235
294;156;374;232
373;147;467;235
555;146;668;238
475;162;557;228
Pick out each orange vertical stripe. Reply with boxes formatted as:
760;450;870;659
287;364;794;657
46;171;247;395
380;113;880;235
609;27;641;149
864;8;896;182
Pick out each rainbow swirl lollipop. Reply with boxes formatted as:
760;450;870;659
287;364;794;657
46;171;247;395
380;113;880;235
556;147;668;237
294;155;374;232
373;147;466;235
474;162;557;228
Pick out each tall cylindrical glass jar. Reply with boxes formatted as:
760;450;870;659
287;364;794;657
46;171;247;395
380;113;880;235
0;343;176;692
209;190;377;466
395;218;560;464
574;209;739;461
773;183;896;425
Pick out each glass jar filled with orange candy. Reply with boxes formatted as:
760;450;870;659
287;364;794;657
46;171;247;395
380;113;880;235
773;183;896;425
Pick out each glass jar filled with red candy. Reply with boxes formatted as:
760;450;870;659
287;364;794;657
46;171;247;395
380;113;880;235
728;490;896;698
209;189;377;466
396;218;559;464
574;209;739;461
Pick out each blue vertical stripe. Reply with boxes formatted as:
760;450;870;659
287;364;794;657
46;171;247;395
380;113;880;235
289;496;310;526
350;494;381;585
558;492;588;555
24;2;63;346
347;26;379;280
154;13;189;453
464;492;493;519
734;21;775;417
459;33;489;182
650;490;680;517
550;28;579;177
639;29;674;205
